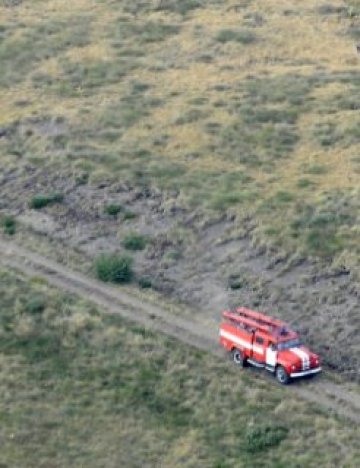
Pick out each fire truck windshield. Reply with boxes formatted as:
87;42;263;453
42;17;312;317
277;339;302;350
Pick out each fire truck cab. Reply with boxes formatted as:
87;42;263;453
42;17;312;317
219;307;321;384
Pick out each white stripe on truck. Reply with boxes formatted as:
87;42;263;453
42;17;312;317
290;347;310;370
220;329;264;354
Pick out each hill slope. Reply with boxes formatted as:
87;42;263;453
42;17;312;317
0;1;359;376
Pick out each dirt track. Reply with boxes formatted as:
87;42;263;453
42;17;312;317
1;238;359;424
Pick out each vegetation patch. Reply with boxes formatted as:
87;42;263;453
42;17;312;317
2;215;16;235
0;17;91;87
156;0;204;15
215;28;257;44
104;203;123;216
122;233;147;251
29;193;64;210
95;253;133;283
244;425;288;453
0;0;359;266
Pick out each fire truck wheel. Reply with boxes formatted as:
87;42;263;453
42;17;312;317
276;365;290;385
232;348;245;367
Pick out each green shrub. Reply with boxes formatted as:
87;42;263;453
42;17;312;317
123;210;137;220
25;295;46;315
215;28;256;44
139;22;180;43
104;203;123;216
165;249;182;261
138;276;152;289
95;254;133;283
29;193;64;209
306;229;343;257
244;425;288;453
122;233;147;251
228;276;243;290
274;191;294;203
156;0;202;15
305;164;328;175
317;4;347;15
215;29;239;43
297;178;314;188
2;215;16;235
235;29;257;44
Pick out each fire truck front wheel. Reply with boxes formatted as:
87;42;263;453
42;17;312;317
232;348;246;367
276;365;290;385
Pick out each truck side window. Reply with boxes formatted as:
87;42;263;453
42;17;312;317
255;337;264;345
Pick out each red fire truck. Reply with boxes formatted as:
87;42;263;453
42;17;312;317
219;307;321;384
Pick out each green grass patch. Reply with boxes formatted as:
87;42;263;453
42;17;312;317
122;233;147;251
156;0;204;15
29;192;64;210
104;203;123;216
2;215;16;235
244;425;288;453
138;276;153;289
215;28;256;44
0;17;91;87
111;19;180;47
94;253;133;283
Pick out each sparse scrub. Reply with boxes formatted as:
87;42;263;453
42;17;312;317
2;215;16;235
228;275;243;290
104;203;123;216
29;193;64;210
112;19;180;46
244;425;288;453
210;191;254;210
138;276;153;288
0;17;90;87
317;4;348;16
297;178;314;189
313;121;343;147
156;0;203;15
95;253;133;283
123;210;137;220
215;28;256;44
0;0;359;285
175;108;205;125
25;294;46;315
273;190;294;203
122;233;147;251
305;164;329;175
290;196;356;256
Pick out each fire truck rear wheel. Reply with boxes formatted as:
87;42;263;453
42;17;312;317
276;365;290;385
232;348;245;367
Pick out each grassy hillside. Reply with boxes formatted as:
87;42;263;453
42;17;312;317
1;268;360;467
0;0;359;265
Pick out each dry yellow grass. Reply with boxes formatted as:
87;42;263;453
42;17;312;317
0;0;359;259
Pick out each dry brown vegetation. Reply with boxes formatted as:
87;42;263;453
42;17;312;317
0;0;359;262
0;1;360;464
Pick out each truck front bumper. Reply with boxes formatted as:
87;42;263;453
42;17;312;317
290;367;322;378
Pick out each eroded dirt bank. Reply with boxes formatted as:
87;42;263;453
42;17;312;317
1;166;359;379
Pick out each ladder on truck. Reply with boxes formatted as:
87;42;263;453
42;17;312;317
223;307;290;337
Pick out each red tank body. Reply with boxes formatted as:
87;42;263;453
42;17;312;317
219;307;321;384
